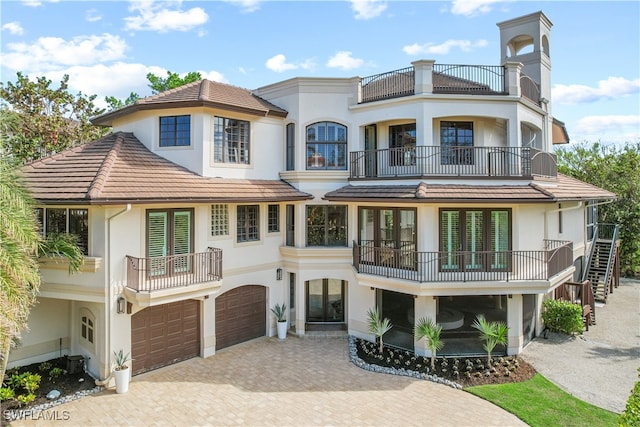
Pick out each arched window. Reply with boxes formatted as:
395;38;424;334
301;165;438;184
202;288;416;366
306;122;347;170
79;308;96;352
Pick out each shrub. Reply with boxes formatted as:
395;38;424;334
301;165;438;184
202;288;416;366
542;299;584;335
49;367;63;380
619;369;640;426
0;387;15;400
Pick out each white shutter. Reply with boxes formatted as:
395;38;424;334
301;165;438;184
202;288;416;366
148;212;168;276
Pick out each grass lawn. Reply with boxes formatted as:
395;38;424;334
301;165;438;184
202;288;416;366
466;374;619;427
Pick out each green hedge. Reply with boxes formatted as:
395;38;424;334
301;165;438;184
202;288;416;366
619;370;640;426
542;299;584;335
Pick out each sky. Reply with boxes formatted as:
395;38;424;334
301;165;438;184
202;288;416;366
1;0;639;145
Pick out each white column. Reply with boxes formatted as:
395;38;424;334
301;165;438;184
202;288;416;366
412;60;436;95
507;294;523;355
504;61;522;97
414;295;437;356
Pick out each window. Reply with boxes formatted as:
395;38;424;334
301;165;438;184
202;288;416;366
286;204;295;246
586;201;597;241
36;207;89;255
440;121;473;165
160;115;191;147
81;315;94;344
147;209;193;276
211;204;229;236
306;279;345;323
306;122;347;170
237;205;259;242
306;205;347;246
286;123;295;171
389;123;416;166
214;116;250;164
440;208;511;271
268;205;280;232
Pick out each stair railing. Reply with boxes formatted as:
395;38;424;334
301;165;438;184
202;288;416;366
581;223;599;282
602;224;620;292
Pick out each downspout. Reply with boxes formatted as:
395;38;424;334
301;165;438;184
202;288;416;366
95;204;131;385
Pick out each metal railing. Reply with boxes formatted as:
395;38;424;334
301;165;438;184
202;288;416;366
360;66;415;103
433;64;506;94
349;146;557;179
126;248;223;292
520;75;541;105
353;240;573;283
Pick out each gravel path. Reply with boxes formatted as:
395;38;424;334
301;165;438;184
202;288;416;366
521;278;640;413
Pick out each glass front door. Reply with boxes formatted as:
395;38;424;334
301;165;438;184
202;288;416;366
306;279;344;323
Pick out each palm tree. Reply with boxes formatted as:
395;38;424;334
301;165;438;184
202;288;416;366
414;317;444;370
367;306;393;353
0;156;83;381
471;314;509;367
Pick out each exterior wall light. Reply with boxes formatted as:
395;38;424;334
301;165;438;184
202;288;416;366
276;268;283;281
117;296;126;314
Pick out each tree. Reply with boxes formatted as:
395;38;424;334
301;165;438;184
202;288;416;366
414;317;444;370
555;142;640;276
471;315;509;367
0;157;84;381
0;73;109;163
147;71;202;94
104;92;140;111
366;306;393;353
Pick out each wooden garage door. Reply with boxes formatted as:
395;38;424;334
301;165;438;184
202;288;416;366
216;285;266;350
131;300;200;375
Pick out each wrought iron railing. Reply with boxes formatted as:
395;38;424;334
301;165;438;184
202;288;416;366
349;146;557;179
126;248;222;292
353;240;573;283
433;64;506;94
360;66;415;103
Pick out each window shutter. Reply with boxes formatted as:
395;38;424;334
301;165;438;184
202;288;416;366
148;212;168;276
173;211;192;273
466;210;483;269
491;210;509;269
441;210;460;269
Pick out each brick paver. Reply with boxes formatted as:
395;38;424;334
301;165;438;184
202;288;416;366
9;337;526;426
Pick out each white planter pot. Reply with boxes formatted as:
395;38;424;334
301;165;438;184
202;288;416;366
114;367;130;394
276;321;287;340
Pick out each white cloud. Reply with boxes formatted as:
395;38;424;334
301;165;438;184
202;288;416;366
327;51;364;70
552;77;640;105
85;9;103;23
20;0;59;6
2;34;128;71
124;1;209;32
199;70;225;83
403;39;488;55
2;22;24;36
265;54;299;73
571;115;640;144
450;0;503;17
225;0;262;13
351;0;387;20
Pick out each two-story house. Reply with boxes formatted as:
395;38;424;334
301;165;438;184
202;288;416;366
11;11;618;382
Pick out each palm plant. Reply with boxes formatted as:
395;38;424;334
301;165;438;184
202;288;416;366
366;307;393;353
471;314;509;367
414;317;444;370
0;156;84;381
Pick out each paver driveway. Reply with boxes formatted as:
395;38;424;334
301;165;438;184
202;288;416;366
10;337;525;426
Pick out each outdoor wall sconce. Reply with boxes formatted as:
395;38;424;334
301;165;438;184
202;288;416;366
276;268;283;281
117;296;126;314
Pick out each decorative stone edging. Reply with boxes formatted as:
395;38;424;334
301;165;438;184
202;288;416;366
2;386;104;422
347;335;464;390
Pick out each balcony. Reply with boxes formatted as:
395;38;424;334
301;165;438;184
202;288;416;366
126;248;222;293
352;240;572;284
349;146;557;179
359;63;540;105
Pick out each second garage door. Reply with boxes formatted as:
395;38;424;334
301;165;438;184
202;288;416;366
215;285;266;350
131;299;200;375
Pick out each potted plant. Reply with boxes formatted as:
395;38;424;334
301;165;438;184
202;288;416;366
271;303;287;340
113;350;132;394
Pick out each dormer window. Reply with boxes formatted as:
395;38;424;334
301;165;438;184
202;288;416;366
214;116;250;164
160;115;191;147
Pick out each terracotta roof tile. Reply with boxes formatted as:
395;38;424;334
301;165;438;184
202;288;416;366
92;80;288;126
21;132;312;205
324;176;615;203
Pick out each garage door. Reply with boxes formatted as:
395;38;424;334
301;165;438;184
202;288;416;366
131;299;200;375
216;285;266;350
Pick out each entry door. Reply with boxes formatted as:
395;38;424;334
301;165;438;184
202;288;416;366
306;279;344;323
364;125;377;177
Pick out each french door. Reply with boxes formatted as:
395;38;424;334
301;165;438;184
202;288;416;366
147;209;193;276
306;279;344;323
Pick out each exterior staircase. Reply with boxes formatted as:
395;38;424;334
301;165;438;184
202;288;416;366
583;224;620;303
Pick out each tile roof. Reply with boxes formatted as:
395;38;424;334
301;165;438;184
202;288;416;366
20;132;312;205
324;175;615;203
92;80;288;126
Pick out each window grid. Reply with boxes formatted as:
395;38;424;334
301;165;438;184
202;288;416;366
37;207;89;255
306;122;347;170
306;205;347;247
214;116;250;164
81;315;94;344
268;205;280;232
237;205;260;242
211;204;229;236
160;115;191;147
440;121;474;165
